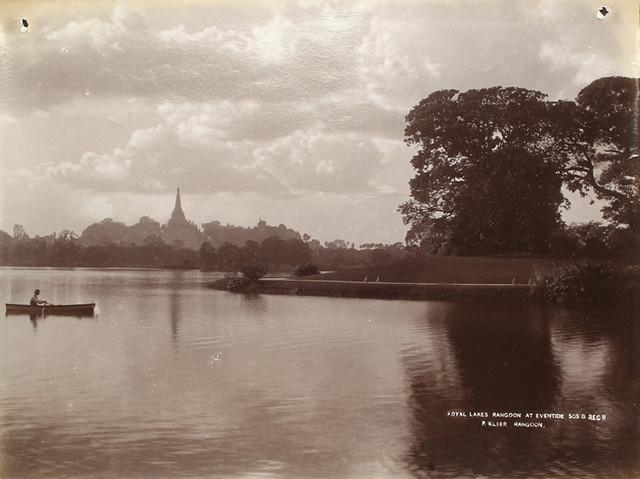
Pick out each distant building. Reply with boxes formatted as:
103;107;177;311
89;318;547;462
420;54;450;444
161;188;204;249
168;188;188;225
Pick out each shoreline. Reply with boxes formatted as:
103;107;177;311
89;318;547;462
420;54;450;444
208;278;534;302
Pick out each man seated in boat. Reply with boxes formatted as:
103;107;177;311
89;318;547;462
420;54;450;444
30;289;50;307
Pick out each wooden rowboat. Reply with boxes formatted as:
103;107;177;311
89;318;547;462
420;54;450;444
5;303;96;316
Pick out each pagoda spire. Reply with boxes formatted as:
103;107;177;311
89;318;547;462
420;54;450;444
175;188;182;211
169;187;187;224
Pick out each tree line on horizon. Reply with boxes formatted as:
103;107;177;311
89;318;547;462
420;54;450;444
0;227;408;271
1;219;635;271
78;217;303;250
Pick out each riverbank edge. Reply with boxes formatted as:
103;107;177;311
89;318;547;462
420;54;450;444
207;278;535;301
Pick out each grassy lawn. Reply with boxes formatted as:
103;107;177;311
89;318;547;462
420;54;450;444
307;256;563;285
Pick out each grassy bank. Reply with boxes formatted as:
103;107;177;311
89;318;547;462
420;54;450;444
207;256;559;301
207;256;639;304
208;277;534;301
308;256;559;284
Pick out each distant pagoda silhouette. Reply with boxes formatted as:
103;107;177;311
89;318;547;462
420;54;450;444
162;187;204;249
168;187;188;226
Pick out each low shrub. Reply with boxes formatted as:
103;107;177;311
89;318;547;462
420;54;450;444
227;275;252;290
240;263;268;282
533;261;639;303
293;263;320;277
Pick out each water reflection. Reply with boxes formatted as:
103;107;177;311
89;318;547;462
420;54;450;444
447;302;559;410
547;306;640;476
29;313;39;332
403;302;639;478
1;268;638;478
168;272;182;347
403;302;559;477
239;293;268;316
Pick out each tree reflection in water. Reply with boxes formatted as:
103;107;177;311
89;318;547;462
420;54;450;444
403;301;639;478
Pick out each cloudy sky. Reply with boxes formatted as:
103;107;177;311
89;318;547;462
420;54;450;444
0;0;636;244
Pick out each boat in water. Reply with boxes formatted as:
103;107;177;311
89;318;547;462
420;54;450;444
5;303;96;317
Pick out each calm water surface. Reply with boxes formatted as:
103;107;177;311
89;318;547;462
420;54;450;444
0;268;638;478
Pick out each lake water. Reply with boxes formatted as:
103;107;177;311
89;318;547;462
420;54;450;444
0;268;638;478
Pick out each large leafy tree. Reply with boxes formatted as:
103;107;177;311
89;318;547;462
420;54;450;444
559;77;639;231
399;87;565;255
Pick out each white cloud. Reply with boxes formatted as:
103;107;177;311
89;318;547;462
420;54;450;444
252;124;386;194
47;17;123;50
540;36;617;87
47;120;283;194
0;113;17;123
47;101;393;197
157;101;256;145
158;12;297;65
248;14;298;64
4;3;369;110
128;124;164;149
357;15;430;108
159;24;226;44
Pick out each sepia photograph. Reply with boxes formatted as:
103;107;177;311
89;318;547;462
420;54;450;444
0;0;638;477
